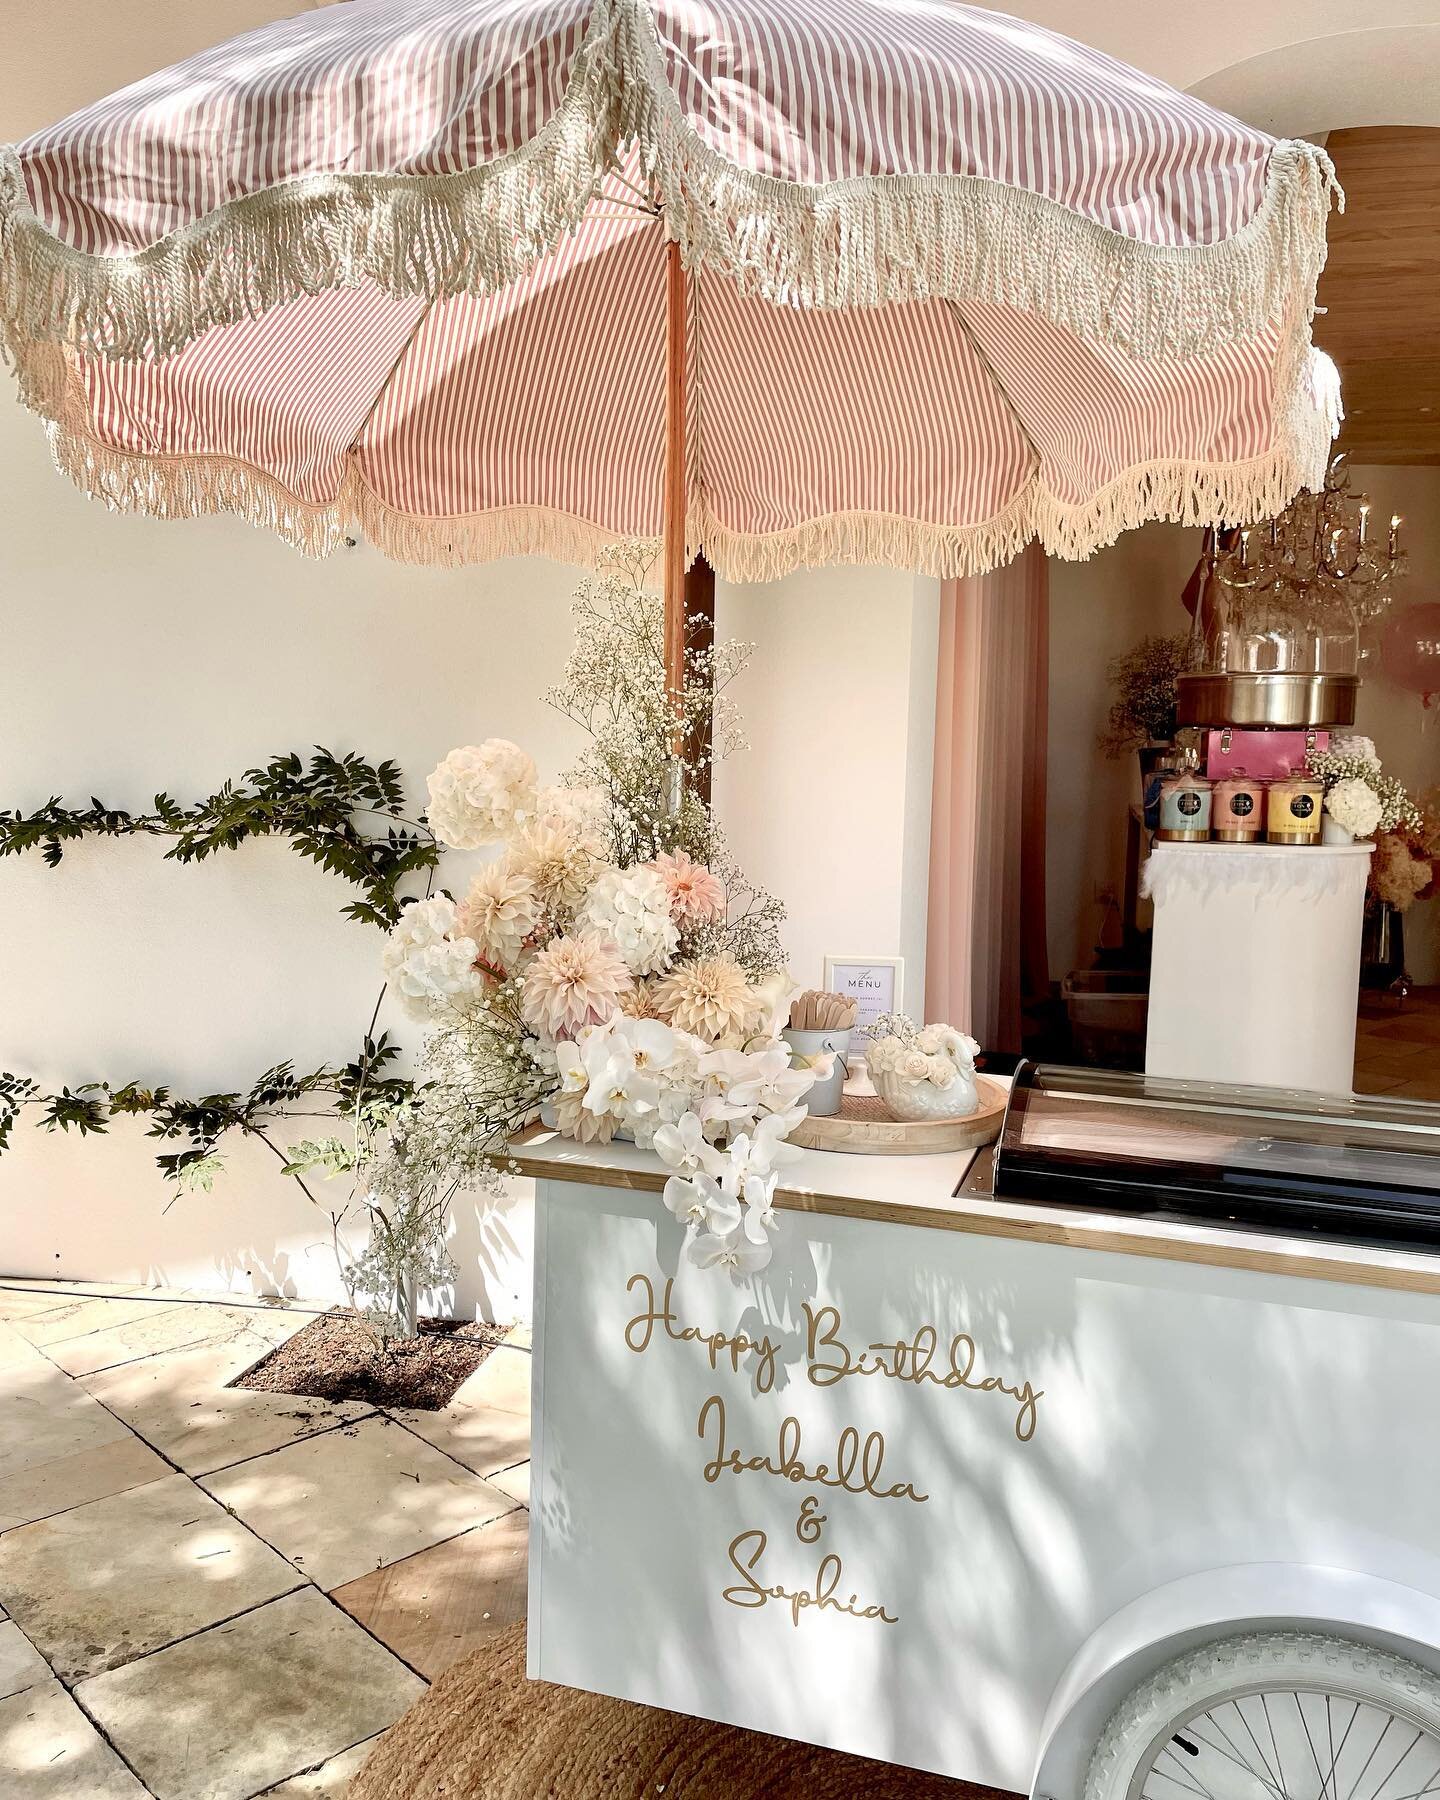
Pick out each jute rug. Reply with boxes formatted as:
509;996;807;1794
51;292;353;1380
351;1622;1007;1799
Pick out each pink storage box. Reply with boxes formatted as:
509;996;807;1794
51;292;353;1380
1204;728;1329;781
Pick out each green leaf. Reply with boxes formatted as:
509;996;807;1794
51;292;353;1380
281;1138;356;1180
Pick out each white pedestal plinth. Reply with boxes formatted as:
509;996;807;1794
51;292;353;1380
1142;842;1372;1095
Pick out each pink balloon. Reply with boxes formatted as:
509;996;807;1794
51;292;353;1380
1381;603;1440;707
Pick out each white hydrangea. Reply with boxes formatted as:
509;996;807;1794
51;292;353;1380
530;783;610;856
1326;776;1382;839
576;865;679;976
381;896;482;1020
425;740;537;850
1330;735;1379;769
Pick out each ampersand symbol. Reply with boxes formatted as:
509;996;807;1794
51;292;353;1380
796;1494;827;1543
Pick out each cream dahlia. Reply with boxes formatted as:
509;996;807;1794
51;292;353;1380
520;932;631;1041
552;1087;617;1145
576;866;679;976
649;849;726;926
619;979;666;1021
457;863;542;972
509;822;598;920
654;955;753;1045
425;740;537;850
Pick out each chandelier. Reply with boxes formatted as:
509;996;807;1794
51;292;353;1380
1210;451;1405;652
1177;453;1405;729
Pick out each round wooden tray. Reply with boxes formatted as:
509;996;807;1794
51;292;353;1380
790;1074;1009;1155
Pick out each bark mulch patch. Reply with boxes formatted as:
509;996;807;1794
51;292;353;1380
233;1308;514;1410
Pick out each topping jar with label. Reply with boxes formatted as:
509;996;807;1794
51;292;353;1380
1212;777;1266;842
1265;778;1324;845
1157;774;1214;842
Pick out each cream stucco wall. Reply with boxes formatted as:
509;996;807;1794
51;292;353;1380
0;381;938;1303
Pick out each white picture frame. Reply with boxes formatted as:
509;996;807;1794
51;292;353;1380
821;955;904;1037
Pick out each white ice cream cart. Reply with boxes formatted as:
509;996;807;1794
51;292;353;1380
516;1067;1440;1799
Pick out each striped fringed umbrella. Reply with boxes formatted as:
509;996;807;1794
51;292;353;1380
0;0;1341;703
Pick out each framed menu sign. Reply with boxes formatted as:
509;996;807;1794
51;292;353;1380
822;955;903;1034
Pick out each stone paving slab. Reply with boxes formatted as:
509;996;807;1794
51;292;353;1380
47;1302;298;1379
332;1507;529;1682
449;1345;531;1417
79;1336;373;1477
0;1358;134;1484
202;1414;517;1591
15;1296;187;1350
77;1587;425;1800
0;1677;148;1797
0;1471;301;1681
489;1461;530;1508
257;1735;380;1796
0;1320;45;1371
0;1432;171;1533
0;1617;52;1701
389;1392;531;1480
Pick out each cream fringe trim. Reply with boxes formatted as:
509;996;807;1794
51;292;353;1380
618;4;1341;365
0;0;635;365
1;0;1339;371
41;358;1338;582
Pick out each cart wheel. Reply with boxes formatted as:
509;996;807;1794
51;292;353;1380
1085;1631;1440;1800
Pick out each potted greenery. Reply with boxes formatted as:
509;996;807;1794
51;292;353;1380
1097;631;1191;789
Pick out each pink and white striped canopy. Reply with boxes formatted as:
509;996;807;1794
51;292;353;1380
0;0;1341;579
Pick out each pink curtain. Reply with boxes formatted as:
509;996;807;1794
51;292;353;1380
926;545;1050;1053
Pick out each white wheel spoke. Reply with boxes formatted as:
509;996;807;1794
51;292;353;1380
1318;1697;1362;1800
1385;1776;1440;1800
1152;1748;1218;1800
1232;1697;1287;1795
1185;1717;1286;1798
1298;1688;1335;1798
1108;1638;1440;1800
1262;1692;1285;1790
1342;1711;1395;1800
1361;1727;1423;1800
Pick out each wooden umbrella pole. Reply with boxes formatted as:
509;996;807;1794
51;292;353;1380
663;237;688;759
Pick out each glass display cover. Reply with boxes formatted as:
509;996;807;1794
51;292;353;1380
992;1064;1440;1248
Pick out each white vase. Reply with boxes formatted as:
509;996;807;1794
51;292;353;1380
1321;815;1354;845
870;1066;978;1122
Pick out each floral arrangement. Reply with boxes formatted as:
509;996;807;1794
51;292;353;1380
1307;736;1422;837
864;1014;981;1122
374;542;813;1278
1306;737;1438;913
1097;633;1191;757
1372;789;1440;913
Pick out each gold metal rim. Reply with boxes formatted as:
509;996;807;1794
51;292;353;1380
1176;670;1359;728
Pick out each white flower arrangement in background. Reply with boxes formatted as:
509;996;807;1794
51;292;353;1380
1307;739;1423;839
1325;777;1382;840
1330;735;1378;768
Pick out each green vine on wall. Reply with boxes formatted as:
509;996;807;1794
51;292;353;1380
0;748;438;1192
